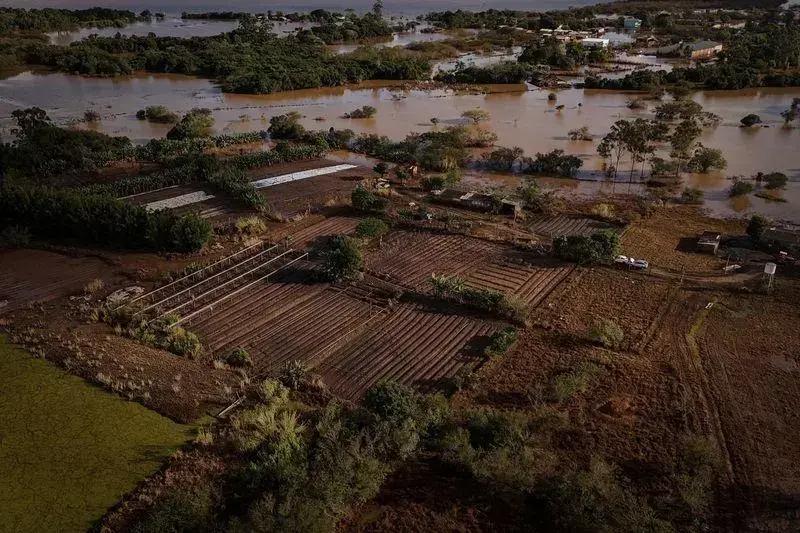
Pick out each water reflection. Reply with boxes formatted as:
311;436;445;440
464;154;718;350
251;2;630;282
0;70;797;221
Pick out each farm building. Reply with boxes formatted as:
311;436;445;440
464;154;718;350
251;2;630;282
697;231;721;254
581;37;610;49
657;40;723;59
433;190;521;217
623;17;642;29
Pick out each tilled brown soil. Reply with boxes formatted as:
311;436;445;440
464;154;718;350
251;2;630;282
621;205;745;273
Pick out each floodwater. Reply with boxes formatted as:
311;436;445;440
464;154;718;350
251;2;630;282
47;14;241;44
0;70;797;221
2;0;602;16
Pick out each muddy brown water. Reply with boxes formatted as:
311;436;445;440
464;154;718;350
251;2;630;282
0;69;797;221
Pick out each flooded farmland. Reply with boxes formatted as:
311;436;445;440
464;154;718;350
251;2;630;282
1;69;797;221
0;337;191;532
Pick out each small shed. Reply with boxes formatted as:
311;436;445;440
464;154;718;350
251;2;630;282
697;231;721;254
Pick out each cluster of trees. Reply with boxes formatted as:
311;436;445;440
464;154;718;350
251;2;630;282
0;7;140;33
523;149;583;177
424;8;601;32
24;22;432;94
302;12;393;44
586;24;800;91
350;126;497;171
431;273;526;322
519;37;610;69
554;229;620;265
435;61;533;84
0;107;131;180
166;108;215;140
0;185;211;252
343;105;377;119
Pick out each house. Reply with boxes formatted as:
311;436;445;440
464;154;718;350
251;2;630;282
623;17;642;30
688;40;723;60
697;231;721;254
656;40;722;59
581;37;610;49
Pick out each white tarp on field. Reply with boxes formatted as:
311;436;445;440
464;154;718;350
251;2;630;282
251;164;357;189
145;191;216;211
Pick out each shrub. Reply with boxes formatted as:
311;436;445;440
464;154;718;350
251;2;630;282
278;360;309;390
167;108;214;140
84;109;101;122
344;105;377;119
136;105;179;123
235;216;266;235
746;214;769;241
226;347;252;367
550;362;603;403
461;108;490;124
430;274;525;322
83;278;105;295
763;172;788;190
553;230;619;265
364;380;420;421
588;319;624;349
268;111;306;139
740;114;761;127
351;185;386;212
322;235;363;281
485;327;518;357
729;180;754;197
132;488;214;533
355;217;389;239
255;379;290;405
165;327;202;358
169;213;213;253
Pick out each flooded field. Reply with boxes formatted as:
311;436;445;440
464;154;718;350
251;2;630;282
0;337;191;532
0;68;797;221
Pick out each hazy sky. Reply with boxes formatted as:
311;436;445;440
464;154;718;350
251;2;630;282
0;1;601;15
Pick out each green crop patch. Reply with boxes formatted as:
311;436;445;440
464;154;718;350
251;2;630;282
0;336;191;533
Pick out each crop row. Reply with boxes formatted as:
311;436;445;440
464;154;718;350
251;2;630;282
528;215;610;238
318;303;498;399
366;231;504;289
465;262;574;307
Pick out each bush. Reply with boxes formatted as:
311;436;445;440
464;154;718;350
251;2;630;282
430;274;526;322
588;319;624;349
747;214;769;241
278;360;309;390
351;185;386;212
364;380;420;421
136;105;179;123
83;278;105;295
322;235;363;281
344;105;377;119
167;108;214;140
485;327;518;357
355;217;389;239
226;347;252;367
268;112;306;139
235;216;266;235
740;114;761;127
729;180;754;197
165;327;202;358
550;362;603;403
553;230;619;265
170;213;213;253
132;488;214;533
763;172;788;190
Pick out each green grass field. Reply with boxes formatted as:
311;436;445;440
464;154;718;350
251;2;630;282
0;336;192;533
